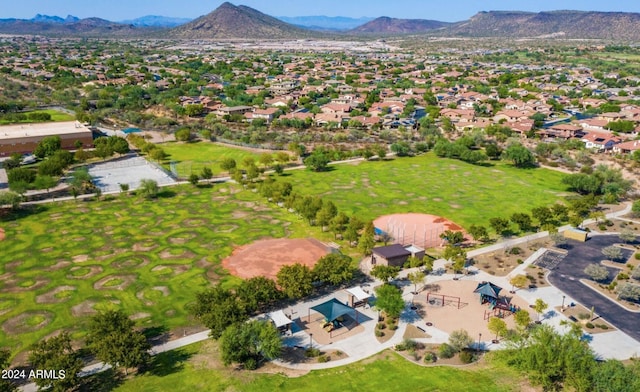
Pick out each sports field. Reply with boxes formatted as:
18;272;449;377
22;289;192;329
0;109;75;125
283;153;571;229
0;185;315;356
107;343;517;392
160;142;277;178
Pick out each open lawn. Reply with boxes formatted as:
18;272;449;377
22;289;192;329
160;141;273;178
0;109;75;125
107;342;518;392
282;153;572;229
0;184;317;358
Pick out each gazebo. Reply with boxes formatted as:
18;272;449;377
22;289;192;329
474;281;518;315
309;298;358;336
268;310;293;333
346;286;371;308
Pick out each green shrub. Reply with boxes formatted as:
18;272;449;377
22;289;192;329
424;352;437;363
438;343;456;359
388;323;398;331
375;329;384;337
305;348;321;358
578;313;590;320
318;355;329;363
598;224;607;231
396;339;419;352
509;247;522;255
335;350;343;357
597;324;609;330
635;253;640;260
459;350;475;364
244;357;258;370
517;259;524;264
376;322;386;330
585;322;595;329
617;273;630;280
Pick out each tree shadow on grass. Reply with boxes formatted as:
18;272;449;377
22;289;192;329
0;204;49;222
144;346;194;377
157;189;177;198
143;325;170;345
80;368;124;392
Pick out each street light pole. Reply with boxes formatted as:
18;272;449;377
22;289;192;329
478;333;482;352
309;333;313;350
562;295;566;312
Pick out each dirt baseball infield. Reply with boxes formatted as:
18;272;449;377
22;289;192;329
373;213;468;248
222;238;331;280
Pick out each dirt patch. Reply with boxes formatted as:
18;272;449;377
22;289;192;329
93;274;136;290
131;312;151;320
36;285;77;304
0;227;5;241
374;213;469;248
231;210;250;219
2;278;50;293
72;254;89;263
47;260;72;271
3;311;54;335
159;249;196;260
151;264;189;275
403;324;432;340
153;286;170;296
471;239;553;279
132;242;158;252
67;265;103;279
72;300;97;317
222;238;330;280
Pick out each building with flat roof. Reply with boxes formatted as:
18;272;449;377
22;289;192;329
0;121;93;157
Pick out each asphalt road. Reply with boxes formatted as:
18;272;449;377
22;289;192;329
547;235;640;340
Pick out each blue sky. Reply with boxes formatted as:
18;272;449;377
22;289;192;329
3;0;640;22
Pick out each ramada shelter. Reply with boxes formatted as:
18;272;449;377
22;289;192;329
0;121;94;157
371;244;425;267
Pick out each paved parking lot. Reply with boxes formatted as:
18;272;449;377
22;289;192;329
547;235;640;340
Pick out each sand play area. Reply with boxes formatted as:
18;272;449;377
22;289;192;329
374;213;468;248
222;238;331;280
412;279;535;340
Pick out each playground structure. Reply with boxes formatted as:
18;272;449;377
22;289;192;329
423;292;466;309
474;281;520;319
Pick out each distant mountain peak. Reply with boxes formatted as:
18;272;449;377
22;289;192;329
350;16;450;34
169;2;315;39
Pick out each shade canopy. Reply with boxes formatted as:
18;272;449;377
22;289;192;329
268;310;293;328
473;282;503;299
346;286;371;302
310;298;354;322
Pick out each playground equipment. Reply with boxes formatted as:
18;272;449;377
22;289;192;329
425;292;463;309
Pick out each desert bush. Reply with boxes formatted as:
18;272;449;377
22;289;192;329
439;343;456;359
305;348;321;358
459;350;475;364
424;352;437;363
375;329;384;337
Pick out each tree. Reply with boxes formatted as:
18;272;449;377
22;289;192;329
190;285;248;339
549;232;568;248
276;263;314;299
468;225;489;242
408;270;425;294
532;206;554;226
0;191;21;209
487;317;508;341
220;157;237;174
7;167;36;185
439;230;464;245
344;215;364;245
188;173;200;186
28;332;83;392
514;309;531;330
149;147;167;162
632;200;640;218
584;264;610;282
86;310;150;375
119;183;130;194
510;212;532;232
358;221;376;256
34;135;62;158
489;217;510;235
312;254;354;286
502;143;536;168
510;274;529;292
0;349;17;392
175;128;192;142
602;246;623;262
533;298;548;322
220;320;282;370
259;153;274;167
245;164;260;182
138;179;158;199
443;245;467;277
315;201;338;230
448;329;473;352
617;283;640;302
375;284;405;319
327;211;347;235
592;360;640;392
236;277;281;313
200;167;213;182
304;151;330;172
3;153;22;170
375;145;387;159
619;229;636;244
371;265;400;282
33;174;57;195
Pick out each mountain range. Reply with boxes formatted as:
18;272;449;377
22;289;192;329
2;3;640;40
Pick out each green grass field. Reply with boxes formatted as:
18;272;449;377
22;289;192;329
160;142;274;178
0;109;75;125
0;185;319;356
107;342;516;392
282;153;571;228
